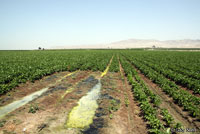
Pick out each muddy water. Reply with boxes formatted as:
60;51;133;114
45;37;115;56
0;87;49;119
66;79;101;130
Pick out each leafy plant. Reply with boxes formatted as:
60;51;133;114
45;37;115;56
29;104;39;113
161;109;174;127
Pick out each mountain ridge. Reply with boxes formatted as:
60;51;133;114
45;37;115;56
51;39;200;49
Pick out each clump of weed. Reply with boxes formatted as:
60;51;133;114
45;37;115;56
0;120;6;127
71;75;76;80
108;99;120;113
29;104;39;113
109;114;113;119
124;93;129;107
173;122;183;130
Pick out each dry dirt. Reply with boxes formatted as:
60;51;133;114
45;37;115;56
0;70;148;134
0;72;67;107
83;72;147;134
1;64;199;134
0;71;97;134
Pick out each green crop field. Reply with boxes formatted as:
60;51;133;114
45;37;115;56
0;50;200;133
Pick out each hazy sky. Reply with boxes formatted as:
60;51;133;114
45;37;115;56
0;0;200;50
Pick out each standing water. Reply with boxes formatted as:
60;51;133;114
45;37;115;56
66;79;101;129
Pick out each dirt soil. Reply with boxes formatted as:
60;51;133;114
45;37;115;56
0;72;68;107
0;71;101;134
83;71;148;134
6;65;197;134
0;69;150;134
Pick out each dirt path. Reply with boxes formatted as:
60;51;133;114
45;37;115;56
118;60;148;134
100;72;147;134
100;72;130;134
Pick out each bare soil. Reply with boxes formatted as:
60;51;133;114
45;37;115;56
2;68;198;134
83;72;147;134
0;72;67;107
0;71;97;134
118;61;148;134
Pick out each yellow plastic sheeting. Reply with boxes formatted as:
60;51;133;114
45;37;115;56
66;56;113;129
66;80;101;129
56;70;79;83
60;87;74;99
101;56;113;78
64;70;79;78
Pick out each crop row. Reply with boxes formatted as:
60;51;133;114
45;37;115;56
122;54;200;120
134;57;200;94
109;54;119;72
0;50;114;95
119;56;181;134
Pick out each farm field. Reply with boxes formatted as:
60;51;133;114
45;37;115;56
0;50;200;134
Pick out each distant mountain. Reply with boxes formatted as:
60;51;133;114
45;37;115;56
51;39;200;49
108;39;200;48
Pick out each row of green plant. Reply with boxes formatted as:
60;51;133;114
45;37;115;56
119;56;161;107
119;56;181;134
134;51;200;80
109;54;120;72
134;51;200;73
128;74;166;133
135;58;200;94
122;54;200;120
164;63;200;80
127;50;200;94
0;50;114;95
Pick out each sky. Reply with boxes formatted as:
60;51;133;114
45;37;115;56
0;0;200;50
